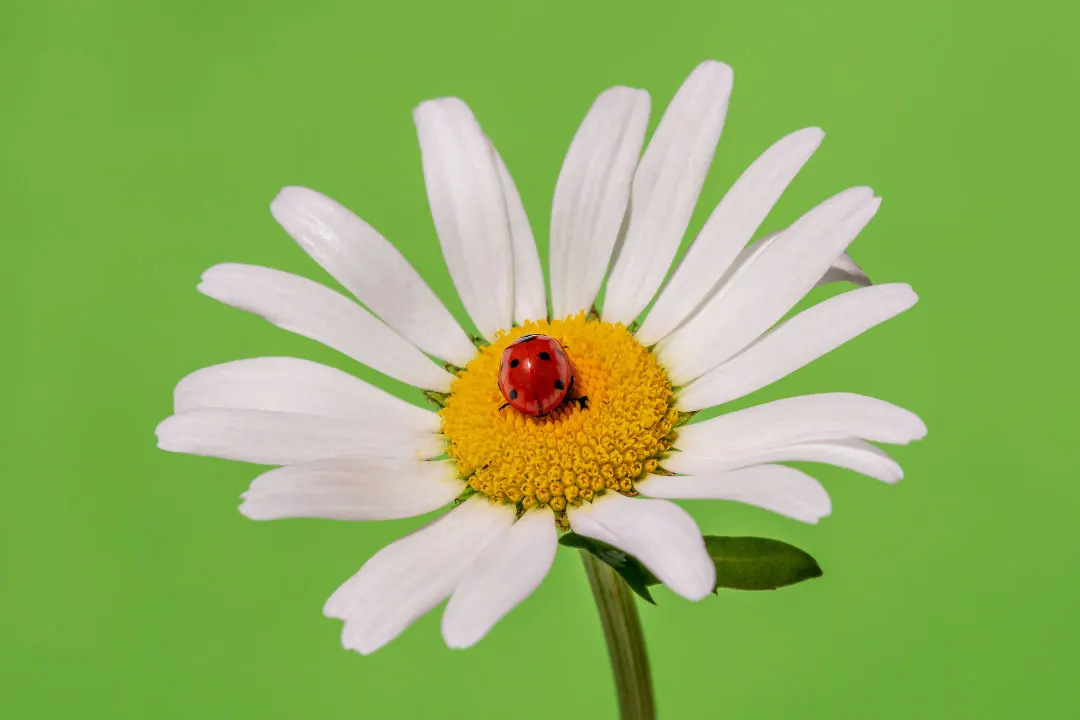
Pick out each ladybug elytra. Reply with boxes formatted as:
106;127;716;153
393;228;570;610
497;334;585;417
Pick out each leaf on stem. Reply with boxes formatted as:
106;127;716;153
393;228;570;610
561;532;823;599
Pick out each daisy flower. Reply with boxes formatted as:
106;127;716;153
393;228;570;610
157;60;926;655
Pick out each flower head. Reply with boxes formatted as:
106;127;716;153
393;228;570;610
157;60;925;654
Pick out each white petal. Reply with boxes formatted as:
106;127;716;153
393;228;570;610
817;252;870;287
441;507;557;649
567;492;714;601
322;495;509;621
240;457;463;521
549;87;650;319
637;466;831;524
649;230;779;346
678;283;918;410
490;145;547;324
603;62;734;325
674;393;927;462
636;128;824;345
198;264;454;392
269;186;476;367
414;98;513;340
326;497;515;654
174;357;437;433
155;409;444;465
651;229;863;349
657;187;880;385
663;438;903;484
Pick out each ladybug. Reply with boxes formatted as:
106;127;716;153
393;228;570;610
498;334;587;417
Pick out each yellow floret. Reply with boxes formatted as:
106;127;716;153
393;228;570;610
440;312;677;522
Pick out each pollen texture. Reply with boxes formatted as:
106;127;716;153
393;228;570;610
440;312;678;521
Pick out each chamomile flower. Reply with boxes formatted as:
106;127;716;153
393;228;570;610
157;60;925;654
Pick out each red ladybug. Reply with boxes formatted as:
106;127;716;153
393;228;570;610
498;334;586;417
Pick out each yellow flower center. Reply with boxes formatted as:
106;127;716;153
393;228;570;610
439;312;679;523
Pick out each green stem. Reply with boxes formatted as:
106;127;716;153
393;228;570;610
581;551;656;720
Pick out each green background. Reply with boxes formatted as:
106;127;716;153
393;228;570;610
3;0;1077;717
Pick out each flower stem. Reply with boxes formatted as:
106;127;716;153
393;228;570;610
581;552;656;720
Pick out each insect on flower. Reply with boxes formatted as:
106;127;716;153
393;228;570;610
497;334;588;417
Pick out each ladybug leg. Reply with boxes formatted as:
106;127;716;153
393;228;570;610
565;376;590;411
498;402;511;412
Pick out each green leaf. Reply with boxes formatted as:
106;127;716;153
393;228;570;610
559;533;657;604
701;536;823;591
560;533;822;600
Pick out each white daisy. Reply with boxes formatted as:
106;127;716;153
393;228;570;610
157;60;926;654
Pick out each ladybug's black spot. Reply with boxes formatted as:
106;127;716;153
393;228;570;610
509;358;520;368
554;379;564;390
509;389;518;400
538;351;551;361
